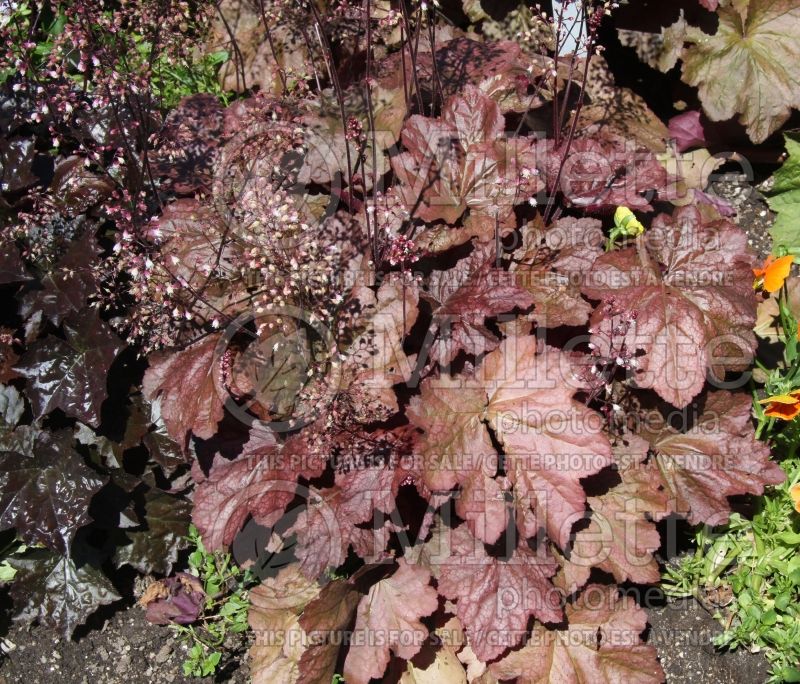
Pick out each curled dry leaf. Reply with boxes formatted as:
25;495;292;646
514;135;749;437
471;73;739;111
140;572;205;626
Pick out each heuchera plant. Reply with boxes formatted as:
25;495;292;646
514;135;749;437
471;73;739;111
0;0;792;681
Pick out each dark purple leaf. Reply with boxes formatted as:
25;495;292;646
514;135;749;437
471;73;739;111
49;157;114;215
15;309;125;426
0;430;105;554
151;94;225;195
114;489;191;575
9;548;121;638
21;231;100;325
0;238;31;284
0;138;38;193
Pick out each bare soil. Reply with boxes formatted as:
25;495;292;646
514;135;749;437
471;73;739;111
0;604;250;684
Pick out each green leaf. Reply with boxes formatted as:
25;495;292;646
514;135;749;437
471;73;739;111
781;666;800;682
768;134;800;253
0;559;17;582
680;1;800;143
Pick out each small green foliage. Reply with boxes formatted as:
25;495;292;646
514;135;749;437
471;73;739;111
0;539;27;583
768;134;800;255
144;42;231;109
182;643;221;679
0;2;63;84
173;525;253;678
1;1;230;108
332;675;346;684
663;275;800;683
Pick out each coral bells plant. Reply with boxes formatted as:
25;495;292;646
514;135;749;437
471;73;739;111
140;18;778;684
0;0;793;681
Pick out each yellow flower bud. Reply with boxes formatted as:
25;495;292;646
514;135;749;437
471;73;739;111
614;206;645;237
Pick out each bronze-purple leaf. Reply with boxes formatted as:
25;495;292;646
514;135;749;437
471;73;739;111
582;206;758;408
641;390;785;525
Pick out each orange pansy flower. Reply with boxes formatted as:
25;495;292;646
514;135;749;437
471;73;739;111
759;391;800;420
753;255;794;293
791;484;800;513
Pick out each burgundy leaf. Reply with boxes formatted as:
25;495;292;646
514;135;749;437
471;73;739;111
0;137;38;193
298;578;361;683
668;110;707;153
425;250;534;366
582;206;758;408
288;479;395;578
141;572;205;626
512;217;603;328
156;199;238;289
142;333;226;449
538;135;671;211
192;427;325;551
343;559;439;684
391;85;539;224
490;584;664;683
485;339;612;549
434;524;561;663
641;391;784;525
419;37;551;113
571;462;669;584
114;489;191;575
49;156;114;215
409;337;611;548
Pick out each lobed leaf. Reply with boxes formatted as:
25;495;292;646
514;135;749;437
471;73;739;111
9;548;121;638
142;333;226;449
0;430;105;554
641;390;785;525
434;524;561;663
343;559;439;684
583;206;758;408
490;584;664;683
15;309;124;427
680;0;800;143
